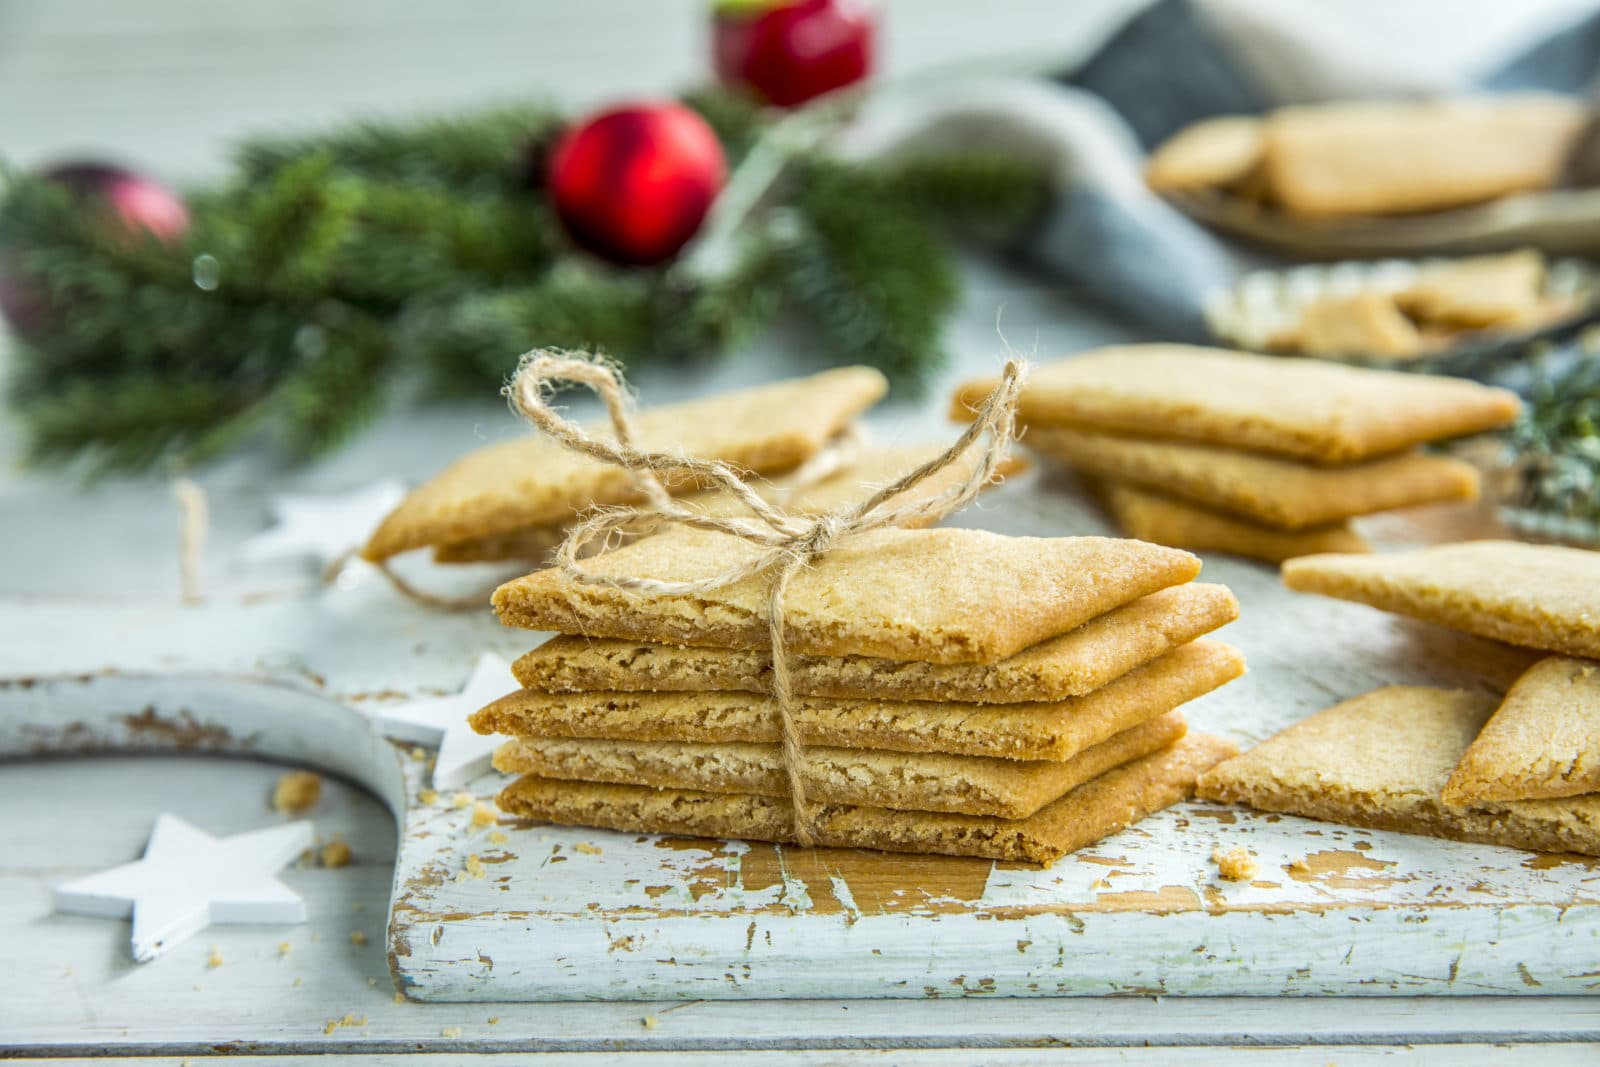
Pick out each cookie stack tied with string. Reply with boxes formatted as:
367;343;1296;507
471;351;1246;864
951;344;1523;564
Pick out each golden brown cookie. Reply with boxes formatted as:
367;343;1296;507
495;711;1188;819
952;345;1521;465
496;732;1237;864
362;366;887;562
427;444;1026;565
1293;291;1427;359
1262;96;1584;217
1145;115;1265;192
1029;426;1479;528
1396;250;1548;330
1282;540;1600;658
1097;482;1369;564
493;526;1202;664
1197;685;1600;855
1443;656;1600;805
510;582;1238;703
477;639;1245;762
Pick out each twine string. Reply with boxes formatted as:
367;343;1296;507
504;350;1028;845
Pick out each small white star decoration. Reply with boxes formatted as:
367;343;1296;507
53;814;313;962
370;652;513;789
238;479;406;573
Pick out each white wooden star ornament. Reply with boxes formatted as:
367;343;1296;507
370;652;513;789
53;813;313;963
238;479;406;573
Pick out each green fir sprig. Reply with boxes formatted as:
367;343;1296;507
0;90;1051;475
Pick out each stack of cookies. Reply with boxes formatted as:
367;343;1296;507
951;345;1522;563
473;510;1247;864
1199;540;1600;855
361;366;889;567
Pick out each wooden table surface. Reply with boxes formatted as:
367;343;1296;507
4;1;1600;1061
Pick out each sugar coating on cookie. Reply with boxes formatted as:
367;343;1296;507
1283;540;1600;659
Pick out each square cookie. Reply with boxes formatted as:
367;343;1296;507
494;710;1188;820
510;582;1239;704
1028;426;1479;528
1196;685;1600;855
496;733;1237;864
952;345;1521;465
363;365;887;561
477;639;1245;762
1097;482;1369;564
492;527;1202;664
1444;656;1600;804
1282;540;1600;659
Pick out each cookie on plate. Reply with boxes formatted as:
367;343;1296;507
1145;115;1264;193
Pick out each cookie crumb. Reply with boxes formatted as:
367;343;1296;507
471;801;497;829
451;791;473;809
642;1014;660;1029
1212;845;1258;882
575;842;602;856
206;946;223;969
277;940;292;959
393;991;406;1004
321;839;353;868
350;930;368;946
488;1015;500;1025
486;830;509;844
457;854;487;881
1288;856;1312;875
293;976;304;988
441;1026;463;1038
323;1012;367;1034
410;746;428;761
418;788;439;805
273;771;322;815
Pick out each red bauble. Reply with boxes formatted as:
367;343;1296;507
45;163;191;245
546;103;728;267
713;0;875;108
1;162;190;336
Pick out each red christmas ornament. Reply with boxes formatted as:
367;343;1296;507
546;103;728;267
713;0;875;108
1;162;190;336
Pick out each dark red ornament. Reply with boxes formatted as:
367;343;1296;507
546;103;728;267
1;162;190;336
713;0;875;108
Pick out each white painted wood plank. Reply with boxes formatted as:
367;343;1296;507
22;1046;1600;1066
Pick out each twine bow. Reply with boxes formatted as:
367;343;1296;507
505;350;1028;845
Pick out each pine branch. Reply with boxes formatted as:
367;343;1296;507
1504;353;1600;523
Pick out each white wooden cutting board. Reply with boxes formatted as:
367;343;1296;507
3;477;1597;1001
